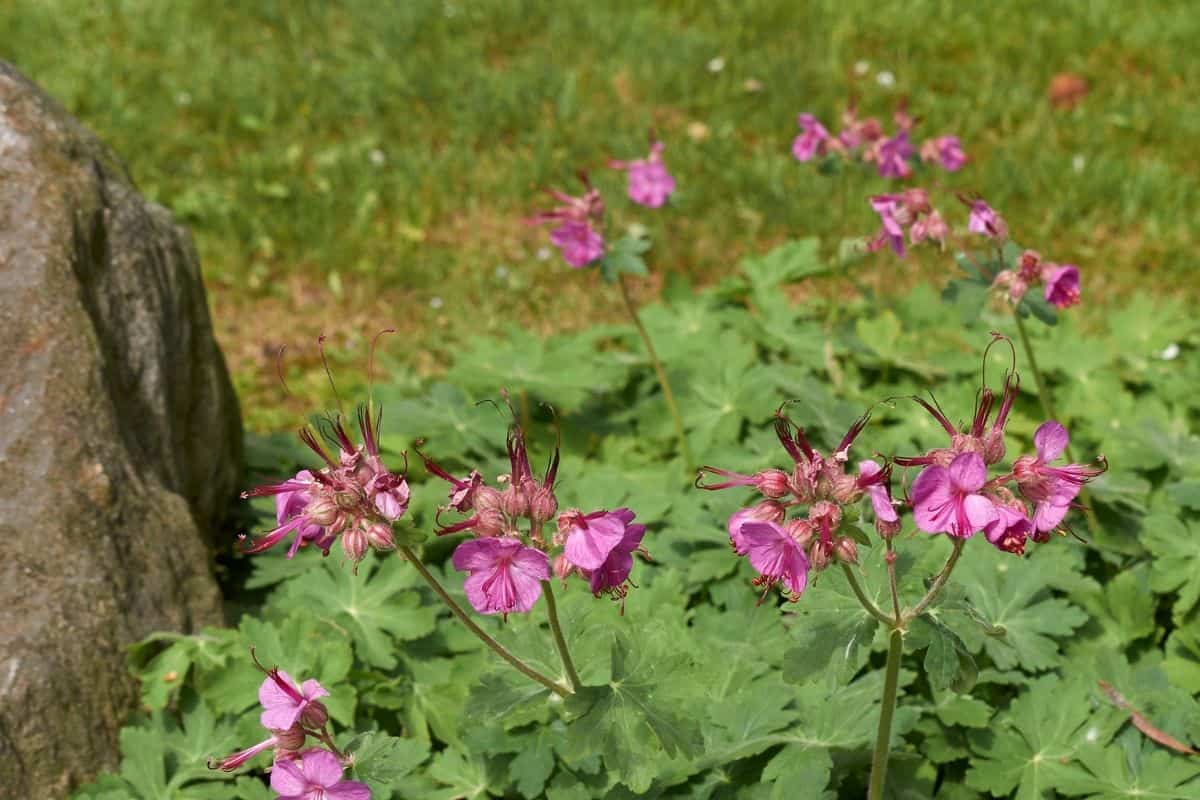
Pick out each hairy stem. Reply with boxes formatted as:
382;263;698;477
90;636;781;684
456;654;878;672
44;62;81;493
840;563;893;626
885;539;902;621
398;546;573;698
868;627;904;800
617;275;694;471
905;538;965;623
541;580;581;691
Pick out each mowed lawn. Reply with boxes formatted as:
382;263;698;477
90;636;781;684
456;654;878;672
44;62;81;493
5;0;1197;428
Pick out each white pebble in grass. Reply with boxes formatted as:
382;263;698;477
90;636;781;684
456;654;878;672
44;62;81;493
876;70;896;88
429;296;444;310
854;60;871;77
535;247;552;261
369;149;386;166
175;91;192;107
1072;154;1086;174
626;222;648;239
707;56;726;73
494;265;509;279
1161;343;1180;361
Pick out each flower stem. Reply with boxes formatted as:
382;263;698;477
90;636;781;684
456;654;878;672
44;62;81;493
840;563;893;626
398;546;573;698
541;580;581;691
905;538;965;623
1012;309;1102;536
884;539;902;621
616;275;694;471
868;627;904;800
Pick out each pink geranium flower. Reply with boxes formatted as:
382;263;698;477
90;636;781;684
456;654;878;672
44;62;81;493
587;517;647;596
911;452;998;538
1043;264;1081;309
550;221;605;268
983;499;1031;555
452;536;550;615
858;460;899;525
867;195;907;256
966;199;1008;240
739;520;810;600
561;508;634;570
792;113;831;162
260;670;330;731
270;748;370;800
611;141;676;208
1013;421;1105;534
873;132;914;179
727;501;787;554
921;136;967;171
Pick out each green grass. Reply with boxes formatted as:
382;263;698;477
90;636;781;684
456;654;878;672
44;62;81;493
5;0;1198;427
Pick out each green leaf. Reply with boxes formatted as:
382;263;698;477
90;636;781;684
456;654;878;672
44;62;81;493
562;635;702;792
782;578;880;684
1052;731;1200;799
426;749;500;800
947;542;1087;671
1142;513;1200;622
911;616;978;694
739;238;828;294
966;675;1118;799
273;556;437;669
348;732;430;789
600;235;651;282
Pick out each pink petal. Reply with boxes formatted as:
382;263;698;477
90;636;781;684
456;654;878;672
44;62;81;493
589;549;635;593
727;509;755;553
947;452;987;492
327;781;373;800
259;671;302;714
564;514;627;570
451;538;502;572
269;758;309;794
959;493;999;537
300;679;329;702
299;748;345;788
868;485;899;523
911;466;954;533
1033;421;1069;463
1033;499;1071;532
260;704;303;731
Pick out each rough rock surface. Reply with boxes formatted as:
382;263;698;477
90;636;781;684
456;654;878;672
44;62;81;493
0;60;241;795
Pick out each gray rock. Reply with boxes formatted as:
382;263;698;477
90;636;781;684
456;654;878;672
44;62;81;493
0;60;241;796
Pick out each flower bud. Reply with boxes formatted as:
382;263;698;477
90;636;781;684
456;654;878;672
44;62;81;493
529;485;559;524
473;485;503;512
1012;454;1039;482
754;469;791;499
553;554;575;580
808;541;831;571
341;526;368;563
274;724;307;751
875;517;902;539
834;537;859;564
982;430;1007;465
830;471;861;504
785;518;815;548
500;484;529;518
299;700;329;729
366;522;396;551
305;497;339;527
474;508;507;537
808;500;842;532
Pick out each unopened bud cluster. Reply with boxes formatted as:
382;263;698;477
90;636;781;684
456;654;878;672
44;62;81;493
697;409;898;602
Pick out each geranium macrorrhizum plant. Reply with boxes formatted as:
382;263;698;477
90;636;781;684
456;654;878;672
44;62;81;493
697;339;1106;798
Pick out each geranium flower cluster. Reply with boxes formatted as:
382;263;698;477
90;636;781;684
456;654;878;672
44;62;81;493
531;141;676;269
992;248;1081;309
793;107;966;178
897;361;1106;554
867;191;1084;311
696;409;898;602
418;416;648;615
240;406;409;571
210;652;370;800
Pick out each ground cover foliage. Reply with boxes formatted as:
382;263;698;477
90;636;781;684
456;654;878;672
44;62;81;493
77;239;1200;799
